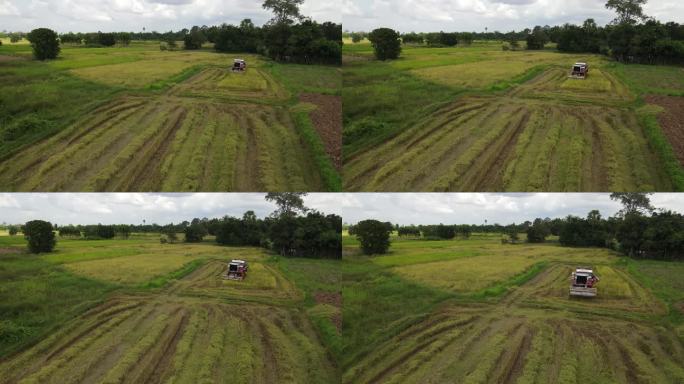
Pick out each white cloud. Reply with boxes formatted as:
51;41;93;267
0;0;338;33
343;0;683;32
0;0;20;16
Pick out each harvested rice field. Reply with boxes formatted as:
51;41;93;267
0;236;340;383
342;234;684;384
343;41;684;192
0;42;341;192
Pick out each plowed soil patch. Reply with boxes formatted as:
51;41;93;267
315;292;342;308
644;95;684;166
300;94;342;171
0;247;21;255
0;55;22;63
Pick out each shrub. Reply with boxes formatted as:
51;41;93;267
184;224;207;243
8;226;18;236
354;219;392;255
368;28;401;60
24;220;56;253
27;28;60;60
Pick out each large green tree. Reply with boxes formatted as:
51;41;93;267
262;0;303;25
27;28;60;60
24;220;56;253
606;0;648;25
266;192;308;217
368;28;402;60
354;219;392;255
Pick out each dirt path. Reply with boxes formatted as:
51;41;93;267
644;95;684;166
299;94;342;171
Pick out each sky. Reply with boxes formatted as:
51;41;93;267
1;193;683;226
342;0;684;33
0;0;340;33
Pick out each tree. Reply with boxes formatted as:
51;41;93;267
8;225;18;236
526;26;548;50
27;28;60;60
24;220;56;253
266;193;308;217
184;29;206;49
606;0;648;25
351;32;365;43
184;224;206;243
263;0;304;25
118;32;131;46
98;32;116;47
368;28;401;60
526;219;550;243
354;220;392;255
610;193;654;216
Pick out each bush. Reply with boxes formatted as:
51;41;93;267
24;220;56;253
183;30;206;50
2;114;52;142
184;224;207;243
368;28;402;60
8;226;18;236
27;28;60;60
354;219;392;255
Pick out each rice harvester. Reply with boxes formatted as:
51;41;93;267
569;62;589;79
225;259;248;280
232;59;246;72
569;267;599;297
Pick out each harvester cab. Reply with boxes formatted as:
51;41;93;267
570;62;589;79
569;267;599;297
225;259;248;280
232;59;246;72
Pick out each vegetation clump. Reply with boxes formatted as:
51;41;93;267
23;220;56;253
368;28;402;60
27;28;60;60
350;219;393;255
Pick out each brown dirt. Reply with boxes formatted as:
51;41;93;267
315;291;342;333
0;55;22;63
299;94;342;171
314;291;342;308
0;247;22;255
644;95;684;166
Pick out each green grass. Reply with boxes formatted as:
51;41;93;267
0;251;116;357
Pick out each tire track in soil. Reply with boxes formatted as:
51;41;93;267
141;311;190;384
455;107;528;191
256;319;280;384
125;108;188;191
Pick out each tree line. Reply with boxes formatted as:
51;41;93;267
22;0;341;64
350;193;682;261
13;193;341;259
352;0;684;64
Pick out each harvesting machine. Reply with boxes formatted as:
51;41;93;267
232;59;246;72
569;267;599;297
225;259;248;280
569;62;589;79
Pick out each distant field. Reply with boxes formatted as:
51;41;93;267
343;41;684;191
0;236;340;382
0;42;341;191
342;234;684;383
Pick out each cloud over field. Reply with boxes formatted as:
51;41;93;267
342;0;684;32
1;193;683;226
0;0;339;33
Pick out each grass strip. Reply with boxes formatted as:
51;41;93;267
292;110;342;191
637;104;684;191
140;259;206;289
